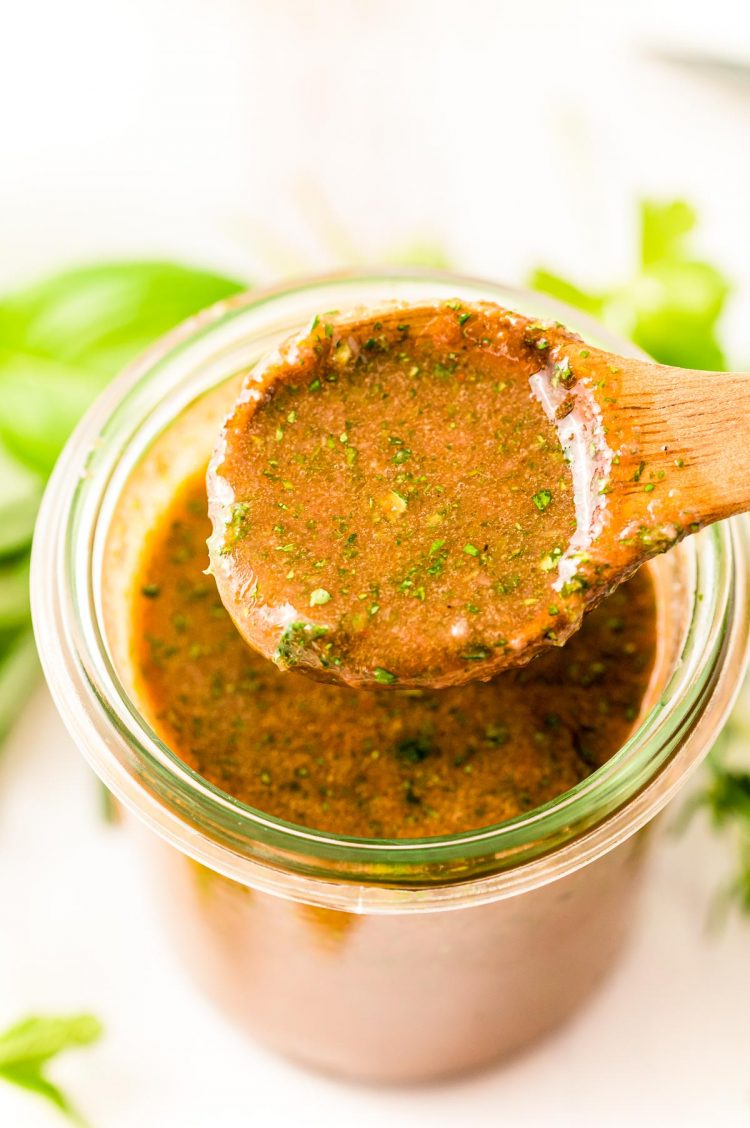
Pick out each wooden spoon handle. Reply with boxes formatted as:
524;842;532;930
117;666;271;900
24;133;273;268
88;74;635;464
602;360;750;527
533;343;750;595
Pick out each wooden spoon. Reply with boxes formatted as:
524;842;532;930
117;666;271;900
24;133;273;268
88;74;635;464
525;322;746;597
207;299;744;689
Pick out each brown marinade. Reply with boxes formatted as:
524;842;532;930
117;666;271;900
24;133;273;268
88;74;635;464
208;302;584;689
133;471;657;840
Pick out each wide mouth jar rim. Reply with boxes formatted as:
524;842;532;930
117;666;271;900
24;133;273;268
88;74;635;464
31;267;750;911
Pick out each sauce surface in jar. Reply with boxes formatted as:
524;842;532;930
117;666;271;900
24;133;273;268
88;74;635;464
133;470;658;840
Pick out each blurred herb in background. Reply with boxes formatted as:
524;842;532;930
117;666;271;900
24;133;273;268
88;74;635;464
0;1013;102;1124
0;262;243;744
677;697;750;923
692;751;750;917
531;198;729;370
532;198;750;914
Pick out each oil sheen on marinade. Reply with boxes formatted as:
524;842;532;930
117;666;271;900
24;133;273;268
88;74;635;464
133;472;658;840
208;302;587;689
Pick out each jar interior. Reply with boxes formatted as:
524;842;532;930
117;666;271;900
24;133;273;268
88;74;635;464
101;353;689;848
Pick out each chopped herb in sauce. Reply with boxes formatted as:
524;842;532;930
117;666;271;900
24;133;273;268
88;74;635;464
532;489;553;512
309;588;331;607
135;472;658;838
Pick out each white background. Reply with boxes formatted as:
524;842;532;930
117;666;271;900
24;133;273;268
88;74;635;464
2;1;750;1124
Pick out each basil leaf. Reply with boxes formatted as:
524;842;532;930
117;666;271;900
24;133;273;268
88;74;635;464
0;261;244;473
0;355;103;475
0;258;245;753
0;555;30;629
0;261;243;373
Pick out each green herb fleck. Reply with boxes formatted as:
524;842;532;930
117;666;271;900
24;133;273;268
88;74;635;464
484;723;509;746
309;588;331;607
394;737;432;763
532;488;553;511
221;502;250;552
561;575;588;597
374;667;397;684
540;547;562;572
274;621;329;669
553;358;574;386
493;574;521;595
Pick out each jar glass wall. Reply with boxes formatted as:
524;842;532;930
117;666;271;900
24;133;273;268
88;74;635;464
31;271;750;1080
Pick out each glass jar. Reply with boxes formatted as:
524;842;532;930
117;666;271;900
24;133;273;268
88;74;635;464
31;270;750;1082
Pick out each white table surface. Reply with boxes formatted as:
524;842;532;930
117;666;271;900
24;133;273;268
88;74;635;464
0;684;748;1127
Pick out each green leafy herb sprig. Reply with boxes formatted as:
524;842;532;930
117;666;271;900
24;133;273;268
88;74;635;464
0;261;244;744
531;199;750;915
0;1013;102;1124
531;199;730;370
